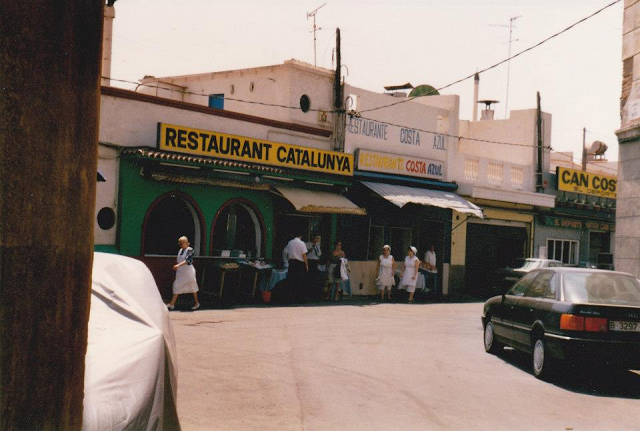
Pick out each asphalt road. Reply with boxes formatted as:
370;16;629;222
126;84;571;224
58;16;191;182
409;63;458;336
169;300;640;431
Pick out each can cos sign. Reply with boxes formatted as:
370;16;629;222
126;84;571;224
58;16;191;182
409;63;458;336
556;167;616;199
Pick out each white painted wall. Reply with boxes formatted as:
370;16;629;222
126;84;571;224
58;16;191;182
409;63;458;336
95;145;118;245
138;60;335;131
452;109;552;194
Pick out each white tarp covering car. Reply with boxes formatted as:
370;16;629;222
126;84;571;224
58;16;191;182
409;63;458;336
82;252;180;431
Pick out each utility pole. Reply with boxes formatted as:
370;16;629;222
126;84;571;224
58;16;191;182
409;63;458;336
582;127;587;171
307;3;326;66
505;15;521;118
536;92;544;193
333;28;345;152
0;1;103;429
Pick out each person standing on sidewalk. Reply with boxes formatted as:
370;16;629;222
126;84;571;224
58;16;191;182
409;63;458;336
327;240;346;300
167;236;200;310
285;233;309;302
423;245;438;296
400;246;420;303
306;234;322;299
376;245;395;301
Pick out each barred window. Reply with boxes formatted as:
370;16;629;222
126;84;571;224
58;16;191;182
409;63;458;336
511;167;524;188
487;163;504;185
464;159;479;182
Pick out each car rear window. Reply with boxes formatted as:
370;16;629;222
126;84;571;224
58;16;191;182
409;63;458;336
520;260;542;270
562;273;640;305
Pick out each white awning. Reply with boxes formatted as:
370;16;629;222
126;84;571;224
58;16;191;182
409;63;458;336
275;186;367;215
362;181;484;218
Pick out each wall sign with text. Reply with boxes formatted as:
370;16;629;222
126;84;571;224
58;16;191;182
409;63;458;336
355;149;445;180
541;215;615;232
157;123;354;176
556;167;616;199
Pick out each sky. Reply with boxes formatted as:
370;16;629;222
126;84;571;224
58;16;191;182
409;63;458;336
110;0;624;161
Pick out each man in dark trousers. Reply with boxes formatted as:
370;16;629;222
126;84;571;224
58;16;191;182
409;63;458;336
306;234;322;299
285;233;308;303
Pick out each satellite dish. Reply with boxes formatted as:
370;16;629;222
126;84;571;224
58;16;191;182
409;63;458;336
409;84;440;98
588;141;608;155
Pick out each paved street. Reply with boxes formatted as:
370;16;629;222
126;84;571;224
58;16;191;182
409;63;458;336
169;301;640;431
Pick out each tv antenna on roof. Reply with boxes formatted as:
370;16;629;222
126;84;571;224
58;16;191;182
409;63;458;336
491;15;521;118
307;3;326;66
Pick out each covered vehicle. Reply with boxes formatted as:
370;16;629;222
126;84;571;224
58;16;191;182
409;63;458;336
83;252;180;431
482;268;640;379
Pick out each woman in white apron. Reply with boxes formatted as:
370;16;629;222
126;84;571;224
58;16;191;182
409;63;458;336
376;245;395;301
167;236;200;310
399;246;420;303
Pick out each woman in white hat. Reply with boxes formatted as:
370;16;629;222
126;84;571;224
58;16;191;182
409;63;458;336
167;236;200;310
375;245;395;301
399;246;420;303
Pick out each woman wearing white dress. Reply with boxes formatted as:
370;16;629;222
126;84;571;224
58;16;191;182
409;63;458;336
400;246;420;303
376;245;395;300
167;236;200;310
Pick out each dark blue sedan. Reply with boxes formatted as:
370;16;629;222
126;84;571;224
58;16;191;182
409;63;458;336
482;268;640;379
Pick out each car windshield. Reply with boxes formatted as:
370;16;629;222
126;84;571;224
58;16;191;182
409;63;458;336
563;272;640;305
520;260;542;270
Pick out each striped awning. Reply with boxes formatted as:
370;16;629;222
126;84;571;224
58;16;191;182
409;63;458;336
362;181;483;218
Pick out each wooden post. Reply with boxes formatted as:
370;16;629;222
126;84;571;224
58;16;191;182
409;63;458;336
0;2;104;430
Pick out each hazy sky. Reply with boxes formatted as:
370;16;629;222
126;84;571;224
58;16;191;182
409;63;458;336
110;0;623;161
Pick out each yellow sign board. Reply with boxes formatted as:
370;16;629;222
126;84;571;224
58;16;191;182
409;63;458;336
556;167;616;199
157;123;353;176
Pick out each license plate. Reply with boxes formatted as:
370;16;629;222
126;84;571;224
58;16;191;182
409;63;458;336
609;321;640;332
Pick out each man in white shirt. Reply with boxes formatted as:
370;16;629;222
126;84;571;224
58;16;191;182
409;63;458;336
305;234;322;299
423;245;438;296
285;233;308;302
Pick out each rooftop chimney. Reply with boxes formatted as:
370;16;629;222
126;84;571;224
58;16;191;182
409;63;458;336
478;99;499;121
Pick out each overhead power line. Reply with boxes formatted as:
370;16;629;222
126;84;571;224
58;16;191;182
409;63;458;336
106;0;621;123
358;0;622;115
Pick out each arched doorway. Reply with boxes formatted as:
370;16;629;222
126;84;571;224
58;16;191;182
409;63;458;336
211;199;264;258
142;192;203;255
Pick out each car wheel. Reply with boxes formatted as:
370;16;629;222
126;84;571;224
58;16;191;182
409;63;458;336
484;321;504;354
532;337;552;379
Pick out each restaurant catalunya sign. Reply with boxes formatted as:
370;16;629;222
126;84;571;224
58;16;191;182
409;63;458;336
556;167;616;199
157;123;354;176
356;149;445;180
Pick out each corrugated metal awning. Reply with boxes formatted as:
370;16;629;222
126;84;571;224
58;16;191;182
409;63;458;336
275;186;366;216
362;181;484;218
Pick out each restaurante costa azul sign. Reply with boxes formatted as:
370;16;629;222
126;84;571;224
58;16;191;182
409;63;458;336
556;166;616;199
157;123;354;176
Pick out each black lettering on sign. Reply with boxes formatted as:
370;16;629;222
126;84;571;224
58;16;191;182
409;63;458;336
165;127;177;147
240;140;252;158
207;134;219;153
230;138;241;156
199;133;209;152
262;143;272;160
187;131;198;150
342;156;351;172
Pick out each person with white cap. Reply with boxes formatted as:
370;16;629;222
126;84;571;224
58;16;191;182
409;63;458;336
400;246;420;303
375;245;395;301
